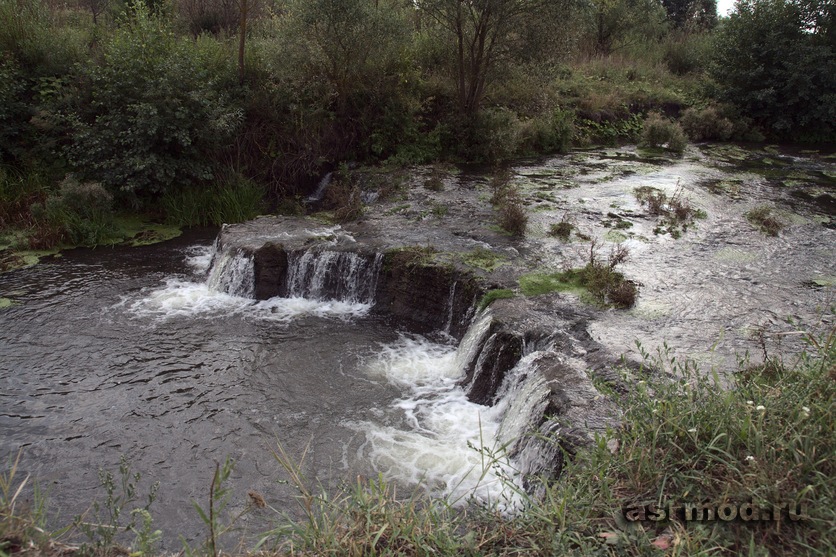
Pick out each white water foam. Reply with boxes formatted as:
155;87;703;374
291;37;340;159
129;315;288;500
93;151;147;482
127;244;372;322
350;332;523;508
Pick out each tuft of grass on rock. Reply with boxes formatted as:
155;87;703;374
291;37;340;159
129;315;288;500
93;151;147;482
478;288;516;310
746;205;786;236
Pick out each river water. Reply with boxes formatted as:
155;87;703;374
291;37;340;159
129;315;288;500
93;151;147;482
1;144;834;548
0;230;513;548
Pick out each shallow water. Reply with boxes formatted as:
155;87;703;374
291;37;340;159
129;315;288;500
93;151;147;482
515;145;835;369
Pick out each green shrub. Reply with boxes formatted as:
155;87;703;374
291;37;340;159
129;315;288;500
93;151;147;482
519;107;574;155
640;112;688;152
662;32;711;75
680;105;734;141
711;0;836;141
69;5;243;201
161;175;265;227
31;175;117;246
548;220;573;240
462;108;523;164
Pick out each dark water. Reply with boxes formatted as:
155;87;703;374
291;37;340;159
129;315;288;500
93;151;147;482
0;229;409;547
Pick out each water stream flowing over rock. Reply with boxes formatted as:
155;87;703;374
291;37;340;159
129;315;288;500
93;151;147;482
1;144;833;548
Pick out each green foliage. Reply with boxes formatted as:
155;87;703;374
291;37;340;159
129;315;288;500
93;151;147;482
680;105;735;140
711;0;836;141
662;31;713;75
639;112;688;152
519;108;575;155
30;175;118;247
520;242;638;307
161;175;265;227
74;455;160;553
188;458;239;557
549;220;574;240
662;0;718;30
70;5;243;200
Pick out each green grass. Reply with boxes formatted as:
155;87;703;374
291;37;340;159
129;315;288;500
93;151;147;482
459;248;508;272
478;288;516;310
519;269;587;297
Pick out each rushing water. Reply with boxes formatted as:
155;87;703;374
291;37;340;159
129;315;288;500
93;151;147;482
0;230;517;548
1;145;833;548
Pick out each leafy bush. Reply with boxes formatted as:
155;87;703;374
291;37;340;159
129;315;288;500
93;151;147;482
31;175;117;246
680;105;734;141
549;220;573;240
519;107;574;155
711;0;836;141
639;112;687;152
69;5;243;201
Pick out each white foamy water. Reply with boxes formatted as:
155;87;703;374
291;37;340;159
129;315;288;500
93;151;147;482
183;244;215;274
351;333;523;507
126;244;372;322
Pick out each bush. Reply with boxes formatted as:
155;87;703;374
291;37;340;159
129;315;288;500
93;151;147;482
499;196;528;238
519;107;574;155
548;220;573;240
640;112;688;152
69;5;243;201
462;108;523;164
680;105;734;141
710;0;836;141
161;175;265;227
31;175;117;246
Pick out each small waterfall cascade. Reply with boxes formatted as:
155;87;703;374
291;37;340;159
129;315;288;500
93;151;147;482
206;248;255;298
452;311;494;373
285;249;384;304
305;172;333;203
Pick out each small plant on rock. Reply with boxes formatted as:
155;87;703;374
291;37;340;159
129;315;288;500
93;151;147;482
746;205;785;236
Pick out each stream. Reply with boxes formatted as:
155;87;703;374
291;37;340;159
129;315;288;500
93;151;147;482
1;144;833;548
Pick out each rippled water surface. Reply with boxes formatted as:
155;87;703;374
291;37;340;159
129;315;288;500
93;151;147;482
1;145;834;547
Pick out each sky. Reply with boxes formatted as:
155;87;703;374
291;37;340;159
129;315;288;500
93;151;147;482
717;0;736;16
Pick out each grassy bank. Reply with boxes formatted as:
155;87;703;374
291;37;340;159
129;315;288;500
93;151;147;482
3;315;832;556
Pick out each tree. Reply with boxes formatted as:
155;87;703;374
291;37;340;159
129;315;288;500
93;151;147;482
417;0;547;117
661;0;718;30
586;0;667;54
711;0;835;140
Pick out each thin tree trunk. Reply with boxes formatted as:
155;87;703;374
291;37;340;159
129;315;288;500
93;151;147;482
238;0;248;84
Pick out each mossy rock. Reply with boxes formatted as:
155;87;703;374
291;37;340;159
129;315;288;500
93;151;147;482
0;297;16;309
460;248;508;272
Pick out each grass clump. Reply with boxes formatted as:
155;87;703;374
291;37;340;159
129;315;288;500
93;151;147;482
634;181;705;238
460;247;507;272
478;288;516;310
489;169;527;238
548;219;573;240
639;112;688;153
162;175;264;227
746;205;786;236
520;242;638;308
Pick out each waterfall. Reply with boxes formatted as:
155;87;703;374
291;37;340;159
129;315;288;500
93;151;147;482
285;250;383;304
305;172;333;203
206;248;254;298
452;311;494;374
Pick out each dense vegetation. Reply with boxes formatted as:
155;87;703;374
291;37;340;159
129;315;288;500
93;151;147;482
0;0;833;257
